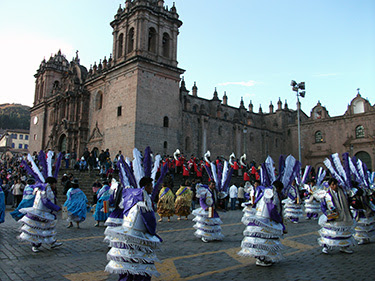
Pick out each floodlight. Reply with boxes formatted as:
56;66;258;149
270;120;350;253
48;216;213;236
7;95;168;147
290;80;297;87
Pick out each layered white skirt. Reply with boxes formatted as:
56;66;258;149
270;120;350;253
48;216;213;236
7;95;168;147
238;207;284;262
317;214;356;248
192;208;224;241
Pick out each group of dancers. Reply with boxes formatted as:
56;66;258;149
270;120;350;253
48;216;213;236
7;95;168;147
1;148;374;280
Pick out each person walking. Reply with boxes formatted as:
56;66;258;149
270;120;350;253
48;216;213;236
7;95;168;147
229;184;238;210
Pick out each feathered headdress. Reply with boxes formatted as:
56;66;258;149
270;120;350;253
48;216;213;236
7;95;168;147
203;151;233;193
316;167;326;187
21;150;63;183
116;147;168;202
280;155;301;191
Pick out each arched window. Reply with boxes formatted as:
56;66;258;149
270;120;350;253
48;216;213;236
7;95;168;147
224;113;228;120
353;100;365;114
162;33;170;58
315;131;323;143
355;125;365;138
192;105;198;113
128;28;134;53
118;33;124;58
148;28;157;53
218;126;222;136
163;116;169;128
96;92;103;110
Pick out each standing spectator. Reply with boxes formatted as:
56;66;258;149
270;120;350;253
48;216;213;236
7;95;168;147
238;184;245;207
99;150;106;175
63;174;74;195
70;149;77;168
83;148;90;161
12;178;25;208
64;151;71;169
229;184;238;210
87;153;96;174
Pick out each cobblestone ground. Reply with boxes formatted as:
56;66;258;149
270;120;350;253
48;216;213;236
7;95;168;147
1;206;375;281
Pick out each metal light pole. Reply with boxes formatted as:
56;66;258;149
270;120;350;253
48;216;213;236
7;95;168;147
290;80;306;163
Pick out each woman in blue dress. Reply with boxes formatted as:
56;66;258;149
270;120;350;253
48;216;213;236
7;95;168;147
94;179;112;226
10;178;36;221
64;179;88;228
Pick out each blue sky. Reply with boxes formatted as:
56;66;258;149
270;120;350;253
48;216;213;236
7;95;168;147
0;0;374;117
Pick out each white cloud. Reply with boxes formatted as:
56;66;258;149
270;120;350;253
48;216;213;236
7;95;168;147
218;80;258;87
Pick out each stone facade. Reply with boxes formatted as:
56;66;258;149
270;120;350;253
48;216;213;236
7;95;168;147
289;93;375;171
29;0;374;172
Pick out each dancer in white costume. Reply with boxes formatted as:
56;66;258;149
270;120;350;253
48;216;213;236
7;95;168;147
105;177;161;281
304;179;321;220
192;151;233;243
105;147;168;281
283;179;303;223
318;178;356;254
18;150;63;253
193;181;224;242
238;180;286;266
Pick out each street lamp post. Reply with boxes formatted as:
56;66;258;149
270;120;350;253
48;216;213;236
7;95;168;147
290;80;306;163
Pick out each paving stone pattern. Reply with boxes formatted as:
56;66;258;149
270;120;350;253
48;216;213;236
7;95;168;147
1;206;375;280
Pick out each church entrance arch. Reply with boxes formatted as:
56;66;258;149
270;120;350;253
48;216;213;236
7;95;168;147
355;151;372;171
58;134;67;152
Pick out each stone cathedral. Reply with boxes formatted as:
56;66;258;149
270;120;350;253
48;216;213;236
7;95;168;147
29;0;375;170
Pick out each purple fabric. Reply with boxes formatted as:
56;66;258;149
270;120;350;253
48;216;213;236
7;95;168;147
25;213;50;222
143;146;152;178
276;155;285;181
38;151;48;179
118;273;151;281
301;165;312;184
109;208;123;219
222;167;234;193
261;163;271;187
53;152;63;179
159;187;170;199
119;156;137;189
140;209;157;236
123;188;144;216
151;162;168;202
21;160;43;183
287;185;298;201
204;163;214;182
41;196;61;212
216;162;223;191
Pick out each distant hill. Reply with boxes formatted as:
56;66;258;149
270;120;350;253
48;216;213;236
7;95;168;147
0;103;31;130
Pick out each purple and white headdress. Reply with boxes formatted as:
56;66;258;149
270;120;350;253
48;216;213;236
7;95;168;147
116;146;168;202
21;150;63;183
204;151;233;193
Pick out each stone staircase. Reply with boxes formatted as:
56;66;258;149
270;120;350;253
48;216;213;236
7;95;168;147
56;168;245;204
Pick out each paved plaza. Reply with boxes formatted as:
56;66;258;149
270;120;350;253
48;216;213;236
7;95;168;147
1;206;375;281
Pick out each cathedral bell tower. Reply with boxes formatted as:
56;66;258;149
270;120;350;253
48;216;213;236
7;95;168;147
86;0;185;156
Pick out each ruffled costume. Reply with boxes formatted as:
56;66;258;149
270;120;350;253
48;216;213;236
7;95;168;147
238;186;284;263
283;185;303;223
105;180;126;243
318;189;356;249
304;187;321;219
157;186;175;218
18;183;61;245
192;185;224;241
10;184;36;221
105;188;162;280
351;194;375;244
94;184;112;222
64;187;88;223
174;186;193;217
